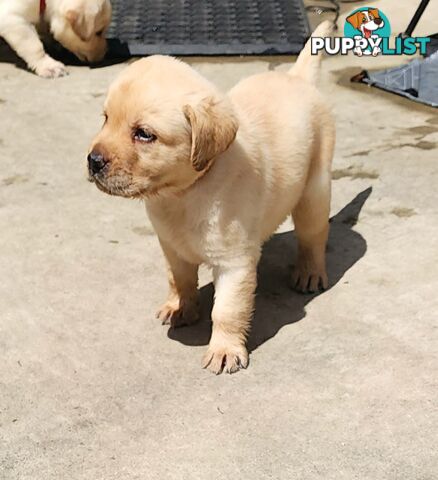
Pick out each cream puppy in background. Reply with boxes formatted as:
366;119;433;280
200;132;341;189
0;0;112;78
88;21;335;374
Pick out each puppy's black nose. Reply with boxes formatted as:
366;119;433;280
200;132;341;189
88;151;107;175
374;18;383;25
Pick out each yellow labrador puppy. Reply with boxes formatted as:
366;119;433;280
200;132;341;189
0;0;111;78
88;21;335;374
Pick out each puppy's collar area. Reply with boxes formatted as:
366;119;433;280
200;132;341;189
40;0;46;16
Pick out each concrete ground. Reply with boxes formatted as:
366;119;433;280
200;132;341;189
1;1;437;479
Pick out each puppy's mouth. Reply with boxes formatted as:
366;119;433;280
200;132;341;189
362;22;382;37
363;27;372;38
75;52;87;62
73;49;106;64
89;172;164;199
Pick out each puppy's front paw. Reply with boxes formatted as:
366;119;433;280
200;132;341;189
34;56;68;78
291;265;328;293
156;298;199;328
202;342;249;375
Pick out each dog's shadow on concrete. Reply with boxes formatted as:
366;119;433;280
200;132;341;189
0;41;28;71
168;187;371;352
0;39;126;72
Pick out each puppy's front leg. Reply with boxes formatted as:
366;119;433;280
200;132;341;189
156;239;199;328
203;261;257;374
1;18;66;78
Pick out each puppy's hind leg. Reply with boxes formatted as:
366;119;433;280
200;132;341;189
156;239;200;328
291;118;334;293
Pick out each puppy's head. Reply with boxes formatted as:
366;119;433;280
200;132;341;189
346;8;384;38
88;56;238;199
51;0;112;63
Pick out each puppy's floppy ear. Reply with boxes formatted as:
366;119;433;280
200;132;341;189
369;8;380;19
346;12;362;30
66;9;96;41
183;96;238;172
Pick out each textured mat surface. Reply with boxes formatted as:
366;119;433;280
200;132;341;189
107;0;309;56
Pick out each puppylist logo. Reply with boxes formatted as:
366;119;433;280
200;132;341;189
311;7;430;57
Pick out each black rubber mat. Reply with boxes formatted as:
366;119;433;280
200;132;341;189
107;0;310;56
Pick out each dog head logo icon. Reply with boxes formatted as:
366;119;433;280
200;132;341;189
346;8;385;39
344;7;391;56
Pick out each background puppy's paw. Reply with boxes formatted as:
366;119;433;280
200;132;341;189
34;56;68;78
156;299;199;328
202;342;249;375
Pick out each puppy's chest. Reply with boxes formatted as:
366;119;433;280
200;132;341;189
146;199;237;265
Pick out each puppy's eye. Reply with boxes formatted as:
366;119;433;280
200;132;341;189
96;29;104;37
133;128;156;143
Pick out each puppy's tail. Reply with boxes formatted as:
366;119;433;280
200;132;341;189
288;20;334;85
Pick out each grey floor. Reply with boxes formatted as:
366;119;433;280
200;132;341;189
1;1;437;479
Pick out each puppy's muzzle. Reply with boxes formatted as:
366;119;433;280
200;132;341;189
88;150;108;176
